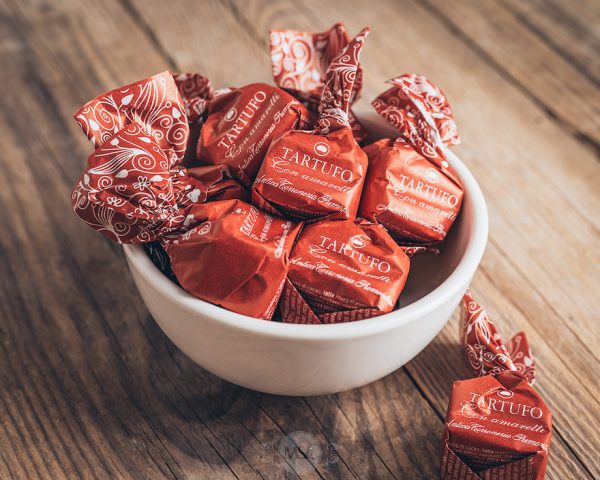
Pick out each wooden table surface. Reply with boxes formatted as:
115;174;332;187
1;0;598;478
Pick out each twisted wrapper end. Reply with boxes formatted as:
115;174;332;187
270;22;351;106
372;73;460;172
269;22;368;141
462;290;536;384
71;123;182;243
71;127;241;243
74;71;190;169
173;72;214;124
317;27;370;134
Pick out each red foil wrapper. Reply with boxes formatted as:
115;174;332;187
359;74;464;244
269;22;367;141
252;28;370;222
278;219;410;323
441;292;551;479
184;165;249;204
173;72;214;124
72;72;245;243
196;83;310;186
162;200;302;319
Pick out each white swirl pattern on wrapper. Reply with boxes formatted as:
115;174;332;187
75;72;189;168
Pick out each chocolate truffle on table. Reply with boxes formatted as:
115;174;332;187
278;218;410;324
441;292;552;479
162;200;302;320
196;83;310;186
252;28;370;222
269;22;368;142
359;74;464;244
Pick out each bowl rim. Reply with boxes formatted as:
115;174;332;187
123;148;488;341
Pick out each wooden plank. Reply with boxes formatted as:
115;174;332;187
502;0;600;86
302;374;444;479
423;0;600;150
121;0;273;86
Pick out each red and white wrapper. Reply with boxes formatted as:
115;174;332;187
72;72;245;244
373;74;461;168
252;28;370;222
173;72;214;124
75;71;190;168
278;218;409;323
462;290;535;383
195;83;310;186
269;22;367;141
359;74;464;245
441;292;551;479
162;200;302;320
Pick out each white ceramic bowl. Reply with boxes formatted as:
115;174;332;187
123;111;488;396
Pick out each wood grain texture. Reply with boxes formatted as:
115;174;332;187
0;0;598;478
502;0;600;86
424;0;600;150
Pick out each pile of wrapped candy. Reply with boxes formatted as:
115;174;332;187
72;23;555;476
71;23;465;323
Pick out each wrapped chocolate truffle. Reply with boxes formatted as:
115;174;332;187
359;74;464;244
72;72;246;243
252;28;370;222
441;291;551;479
278;218;410;323
196;83;310;186
269;22;368;142
162;200;302;320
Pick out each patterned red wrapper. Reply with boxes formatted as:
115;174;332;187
278;218;410;323
195;83;310;186
162;200;302;320
252;28;370;222
173;72;214;124
462;291;535;383
359;74;464;244
75;71;190;168
441;291;551;479
269;22;368;142
71;71;246;244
